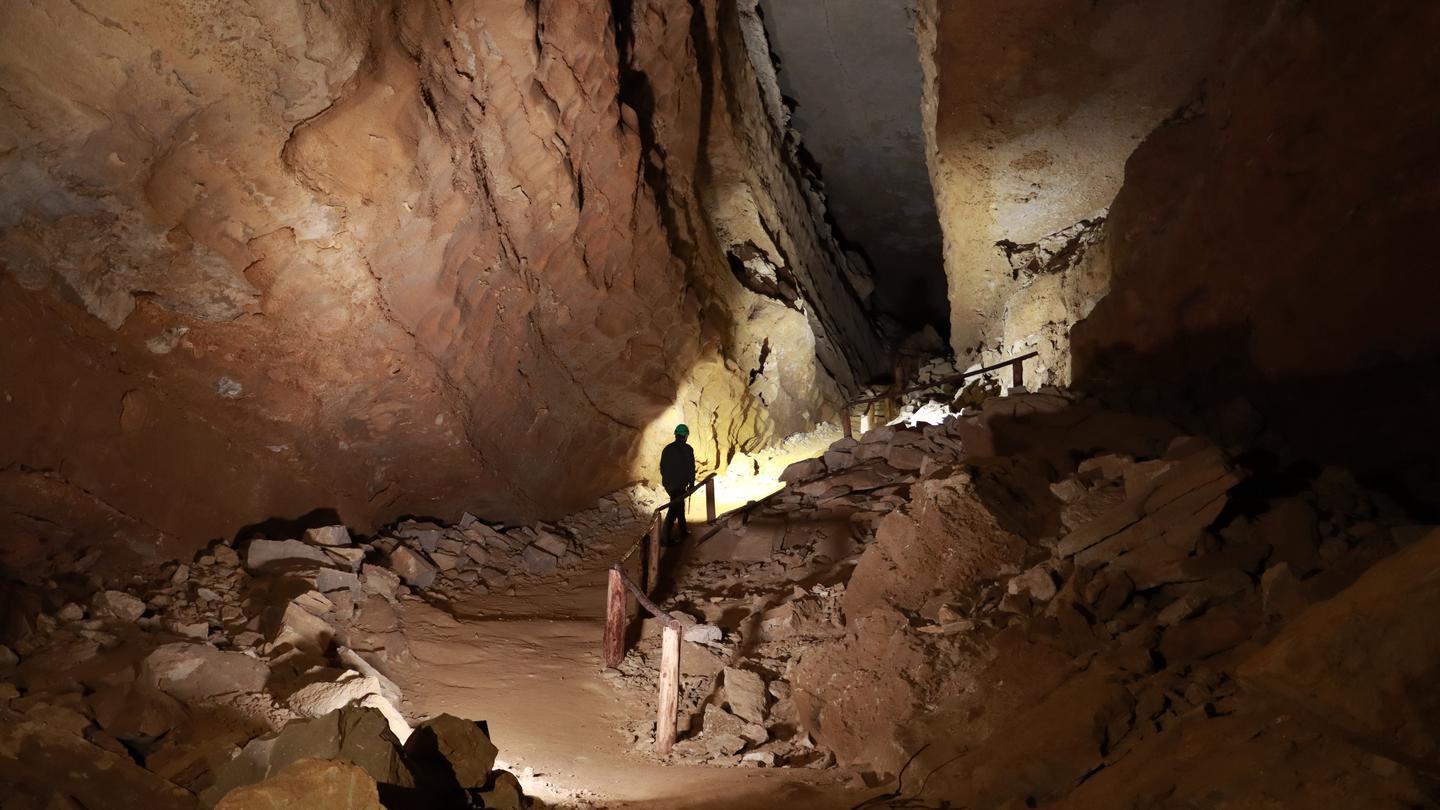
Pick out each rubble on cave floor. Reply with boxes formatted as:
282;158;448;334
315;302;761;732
0;489;653;808
606;390;1440;808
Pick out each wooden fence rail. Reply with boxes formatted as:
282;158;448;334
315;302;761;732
841;351;1039;439
603;473;715;756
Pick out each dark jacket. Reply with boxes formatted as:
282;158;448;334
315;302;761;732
659;440;696;491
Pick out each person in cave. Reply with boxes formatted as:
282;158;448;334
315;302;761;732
660;423;696;546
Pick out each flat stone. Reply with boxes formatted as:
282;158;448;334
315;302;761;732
684;623;723;645
303;525;353;547
141;642;269;700
361;564;401;599
387;546;438;588
779;458;826;483
520;544;559;575
403;713;499;789
92;590;145;622
323;546;365;570
722;667;768;724
266;602;335;653
476;770;525;809
531;530;569;558
247;539;333;571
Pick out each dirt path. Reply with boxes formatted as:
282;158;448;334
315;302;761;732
374;528;865;809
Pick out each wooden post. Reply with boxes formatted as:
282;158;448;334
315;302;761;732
603;567;626;669
704;477;716;523
1011;357;1024;390
841;405;852;439
656;621;682;756
646;518;661;595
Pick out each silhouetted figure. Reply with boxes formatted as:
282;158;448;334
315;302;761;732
659;424;696;546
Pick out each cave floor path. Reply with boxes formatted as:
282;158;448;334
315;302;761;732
372;524;861;810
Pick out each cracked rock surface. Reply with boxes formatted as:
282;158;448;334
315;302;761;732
0;0;882;564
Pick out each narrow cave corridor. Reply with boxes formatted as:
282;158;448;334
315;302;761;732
2;1;1439;809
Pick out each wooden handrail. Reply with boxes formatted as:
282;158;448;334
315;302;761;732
847;351;1038;407
841;351;1038;439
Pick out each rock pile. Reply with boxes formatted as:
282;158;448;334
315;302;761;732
0;497;589;808
613;391;1438;808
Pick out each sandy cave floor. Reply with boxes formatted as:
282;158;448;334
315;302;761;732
358;524;864;809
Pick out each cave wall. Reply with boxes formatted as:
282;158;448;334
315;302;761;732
1072;0;1440;508
0;0;882;567
918;0;1236;380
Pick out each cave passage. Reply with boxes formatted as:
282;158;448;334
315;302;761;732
3;0;1440;808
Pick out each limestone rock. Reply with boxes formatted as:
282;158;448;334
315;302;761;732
520;544;559;575
91;590;145;622
780;459;827;483
721;667;768;725
361;564;401;599
477;770;526;810
215;758;380;810
303;526;353;547
387;547;437;588
141;643;269;700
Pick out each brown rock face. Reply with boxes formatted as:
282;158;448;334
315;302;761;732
917;0;1237;377
1072;0;1440;504
0;0;882;564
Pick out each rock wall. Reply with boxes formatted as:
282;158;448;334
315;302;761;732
917;0;1238;380
1072;0;1440;508
0;0;883;566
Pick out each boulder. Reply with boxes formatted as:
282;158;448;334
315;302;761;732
92;590;145;622
1240;528;1440;776
316;568;362;597
520;544;559;575
215;758;380;810
779;458;826;483
476;770;525;810
530;530;569;558
303;526;353;547
721;667;769;725
402;714;499;790
387;547;438;588
141;643;269;700
247;539;333;571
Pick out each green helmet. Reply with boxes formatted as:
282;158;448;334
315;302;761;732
674;423;690;437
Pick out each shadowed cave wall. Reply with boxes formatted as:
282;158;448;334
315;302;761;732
0;0;886;568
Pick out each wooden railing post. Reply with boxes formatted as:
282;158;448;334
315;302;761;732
1012;356;1024;390
841;404;852;439
646;517;662;595
656;621;682;756
603;567;626;669
704;477;716;523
